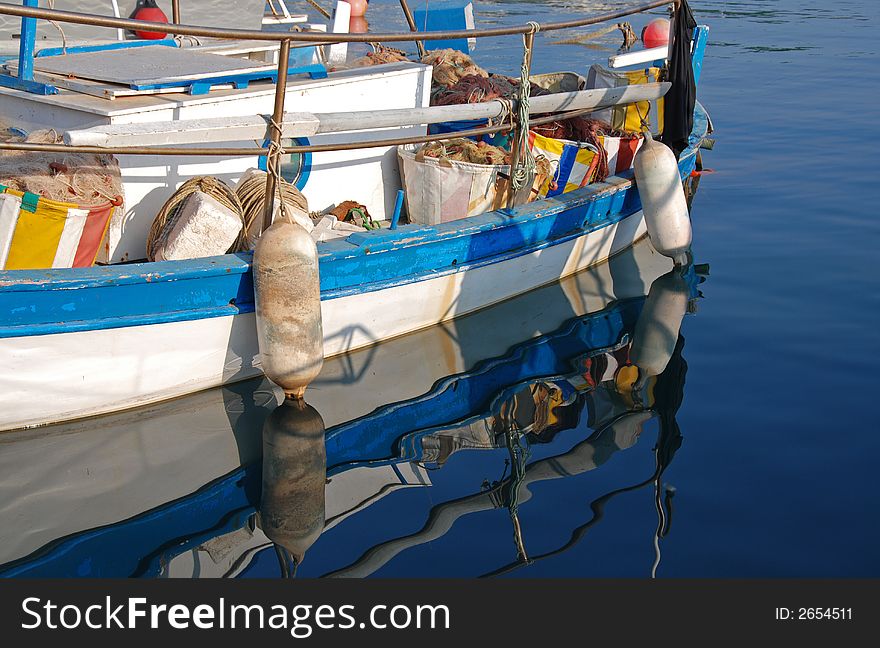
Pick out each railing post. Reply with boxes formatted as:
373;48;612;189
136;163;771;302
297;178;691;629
171;0;181;24
398;0;426;58
17;0;39;82
263;38;292;233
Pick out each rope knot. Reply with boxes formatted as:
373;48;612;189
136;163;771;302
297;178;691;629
265;117;292;225
511;30;537;194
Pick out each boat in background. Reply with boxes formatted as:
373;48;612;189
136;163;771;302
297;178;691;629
0;237;705;577
0;1;711;430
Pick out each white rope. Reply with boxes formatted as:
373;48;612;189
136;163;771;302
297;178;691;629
511;22;540;192
45;0;68;55
108;0;124;41
266;117;293;225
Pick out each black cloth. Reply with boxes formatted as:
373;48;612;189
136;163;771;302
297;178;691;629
661;0;698;157
653;334;687;471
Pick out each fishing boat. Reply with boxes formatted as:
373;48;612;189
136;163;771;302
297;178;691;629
0;1;711;431
0;239;704;577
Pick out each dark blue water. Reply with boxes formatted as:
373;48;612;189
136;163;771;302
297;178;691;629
2;1;878;579
635;0;880;577
466;0;880;578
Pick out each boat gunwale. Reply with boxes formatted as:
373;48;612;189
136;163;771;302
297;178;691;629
0;103;707;292
0;180;627;294
0;104;707;339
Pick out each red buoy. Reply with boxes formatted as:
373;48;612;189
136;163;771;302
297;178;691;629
349;16;369;34
130;0;169;40
641;18;670;49
344;0;368;18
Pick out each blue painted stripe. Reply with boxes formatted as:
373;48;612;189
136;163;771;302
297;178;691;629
692;25;710;86
0;255;254;337
0;74;57;94
35;38;177;58
321;185;639;301
547;144;577;198
130;63;328;93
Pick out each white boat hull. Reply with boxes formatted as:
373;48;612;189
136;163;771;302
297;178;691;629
0;211;649;431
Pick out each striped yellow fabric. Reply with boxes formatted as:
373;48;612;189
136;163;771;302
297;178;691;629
0;187;116;270
528;132;599;198
3;191;71;270
612;67;665;135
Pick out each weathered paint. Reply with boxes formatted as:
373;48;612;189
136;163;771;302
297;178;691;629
0;236;676;566
0;136;701;339
34;38;178;58
0;294;647;577
0;0;57;95
253;221;323;398
0;105;707;430
692;25;710;86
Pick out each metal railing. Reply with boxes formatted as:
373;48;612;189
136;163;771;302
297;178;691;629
0;0;677;227
1;1;673;42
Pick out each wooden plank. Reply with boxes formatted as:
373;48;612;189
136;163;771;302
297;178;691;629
16;70;199;100
190;40;283;56
608;45;668;68
315;83;670;132
29;47;278;87
64;83;669;147
65;112;321;146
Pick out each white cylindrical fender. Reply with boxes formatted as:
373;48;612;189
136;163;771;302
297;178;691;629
609;410;656;450
260;398;326;564
633;133;692;265
253;220;324;399
630;270;690;377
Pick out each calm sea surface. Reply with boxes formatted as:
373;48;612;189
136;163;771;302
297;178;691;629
1;0;878;578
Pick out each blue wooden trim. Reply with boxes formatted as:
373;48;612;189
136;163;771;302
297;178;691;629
35;38;177;58
257;137;312;191
0;0;57;94
0;107;706;340
0;254;254;337
0;73;57;95
691;25;709;86
131;63;328;95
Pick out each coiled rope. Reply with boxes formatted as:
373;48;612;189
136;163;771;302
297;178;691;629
511;22;540;192
265;136;287;220
236;164;309;245
147;176;246;261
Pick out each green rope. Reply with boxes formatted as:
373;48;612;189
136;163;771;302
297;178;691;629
511;22;540;192
507;428;531;561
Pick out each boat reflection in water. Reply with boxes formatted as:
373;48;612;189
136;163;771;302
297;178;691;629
261;399;326;578
0;238;706;578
